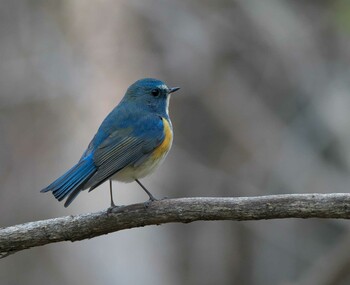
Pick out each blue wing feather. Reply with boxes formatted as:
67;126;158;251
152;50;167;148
40;155;96;207
83;114;165;191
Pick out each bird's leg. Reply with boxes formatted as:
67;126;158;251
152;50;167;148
135;179;158;206
107;180;118;214
109;180;116;207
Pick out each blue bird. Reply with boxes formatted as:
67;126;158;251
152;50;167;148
41;78;180;208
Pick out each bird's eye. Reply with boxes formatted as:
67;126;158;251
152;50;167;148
151;89;160;97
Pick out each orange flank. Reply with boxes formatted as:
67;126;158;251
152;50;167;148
152;118;173;160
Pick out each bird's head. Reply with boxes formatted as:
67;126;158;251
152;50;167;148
122;78;180;116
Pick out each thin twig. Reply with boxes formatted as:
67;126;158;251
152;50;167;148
1;193;350;259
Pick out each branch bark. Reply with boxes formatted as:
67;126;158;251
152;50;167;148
1;193;350;259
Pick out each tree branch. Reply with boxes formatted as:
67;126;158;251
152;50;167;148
2;193;350;259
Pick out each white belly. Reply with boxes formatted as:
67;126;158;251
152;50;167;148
111;150;170;183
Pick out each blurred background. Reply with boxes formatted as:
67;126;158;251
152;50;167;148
2;0;350;284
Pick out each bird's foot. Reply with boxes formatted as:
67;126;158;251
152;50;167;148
143;197;158;209
106;204;125;214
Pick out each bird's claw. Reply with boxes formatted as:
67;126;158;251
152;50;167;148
143;197;157;209
106;204;124;214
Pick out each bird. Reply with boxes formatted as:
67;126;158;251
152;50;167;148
41;78;180;208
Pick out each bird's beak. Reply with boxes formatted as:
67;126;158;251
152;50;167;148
169;87;180;94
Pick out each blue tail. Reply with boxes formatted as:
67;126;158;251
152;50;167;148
41;156;96;207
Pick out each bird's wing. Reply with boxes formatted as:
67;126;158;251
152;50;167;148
84;115;165;191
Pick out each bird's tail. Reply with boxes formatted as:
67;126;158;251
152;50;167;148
41;156;96;207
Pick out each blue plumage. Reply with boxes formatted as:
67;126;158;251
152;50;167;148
41;78;180;208
41;154;96;206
